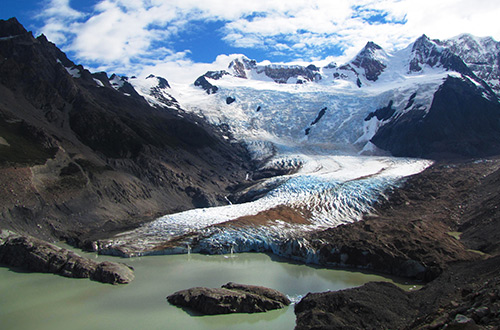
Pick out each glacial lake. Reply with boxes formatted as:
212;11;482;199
0;250;417;330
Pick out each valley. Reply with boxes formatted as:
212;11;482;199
1;16;500;329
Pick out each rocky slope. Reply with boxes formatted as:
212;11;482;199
438;34;500;97
0;18;251;242
293;158;500;328
304;159;500;279
295;255;500;330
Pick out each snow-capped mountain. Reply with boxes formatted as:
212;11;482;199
438;34;500;97
98;34;500;256
334;41;389;86
0;18;250;240
144;34;499;160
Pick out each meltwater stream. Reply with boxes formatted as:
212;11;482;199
0;249;419;330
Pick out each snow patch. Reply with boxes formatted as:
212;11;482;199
64;66;81;78
93;78;104;87
0;136;10;146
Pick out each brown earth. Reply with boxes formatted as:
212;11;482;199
295;255;500;330
216;205;312;228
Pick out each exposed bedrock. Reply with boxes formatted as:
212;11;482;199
295;255;500;330
167;282;291;315
0;230;134;284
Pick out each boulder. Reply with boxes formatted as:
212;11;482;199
91;261;135;284
0;231;134;284
167;282;290;315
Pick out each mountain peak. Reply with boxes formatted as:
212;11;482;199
409;35;444;72
409;34;474;77
228;56;257;78
438;34;500;96
0;17;28;38
364;41;383;51
146;74;170;89
350;41;387;81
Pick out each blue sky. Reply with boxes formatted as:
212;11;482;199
2;0;500;84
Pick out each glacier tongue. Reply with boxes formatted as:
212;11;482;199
98;154;431;257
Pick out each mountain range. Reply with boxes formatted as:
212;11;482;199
179;33;500;159
1;16;500;239
2;16;500;330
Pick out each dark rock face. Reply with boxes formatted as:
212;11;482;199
371;76;500;158
351;41;387;81
295;256;500;330
167;282;290;315
295;282;414;330
193;70;231;94
262;65;320;84
310;107;327;126
194;75;219;94
226;96;236;104
0;18;250;242
409;35;474;76
228;58;256;78
224;57;321;84
0;230;134;284
364;100;395;121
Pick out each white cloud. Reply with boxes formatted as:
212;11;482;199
136;53;245;85
37;0;500;84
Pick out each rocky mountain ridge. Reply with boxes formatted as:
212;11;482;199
0;17;251;242
438;33;500;96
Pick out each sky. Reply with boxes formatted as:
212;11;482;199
2;0;500;84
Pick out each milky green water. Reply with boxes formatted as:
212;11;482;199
0;250;416;330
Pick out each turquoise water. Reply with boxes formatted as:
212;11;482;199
0;251;416;330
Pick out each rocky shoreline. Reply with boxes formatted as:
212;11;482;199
295;255;500;329
292;159;500;329
0;229;134;284
90;158;500;328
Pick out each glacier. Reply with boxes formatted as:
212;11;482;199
98;38;492;257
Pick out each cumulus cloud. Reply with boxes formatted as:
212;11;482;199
37;0;500;84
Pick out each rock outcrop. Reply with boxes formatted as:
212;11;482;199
167;282;290;315
295;255;500;330
0;230;134;284
350;41;387;81
371;76;500;158
295;282;415;330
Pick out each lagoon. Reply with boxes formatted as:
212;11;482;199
0;251;416;330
